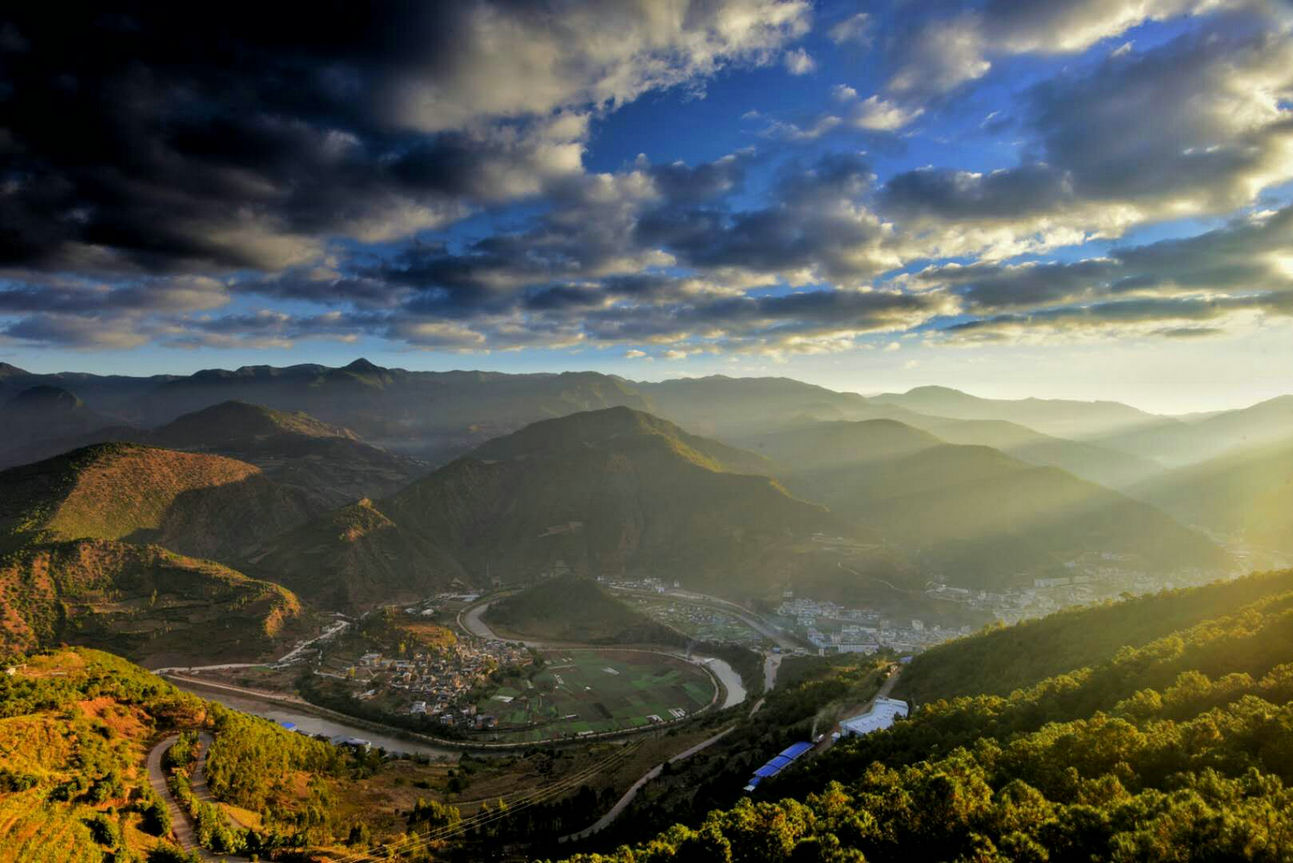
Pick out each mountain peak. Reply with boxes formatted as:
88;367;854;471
6;385;85;411
154;401;358;445
0;362;30;377
344;357;384;373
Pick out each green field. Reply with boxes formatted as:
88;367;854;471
475;649;716;742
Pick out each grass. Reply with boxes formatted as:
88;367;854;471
474;649;716;742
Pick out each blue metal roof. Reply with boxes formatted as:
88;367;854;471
745;741;814;787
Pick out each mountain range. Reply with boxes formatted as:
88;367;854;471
2;356;1286;622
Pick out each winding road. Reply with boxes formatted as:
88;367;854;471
145;732;233;862
559;724;738;843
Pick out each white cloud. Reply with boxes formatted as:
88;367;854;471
849;94;925;131
784;47;817;75
390;0;813;132
828;13;872;45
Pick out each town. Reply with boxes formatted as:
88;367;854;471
311;595;535;731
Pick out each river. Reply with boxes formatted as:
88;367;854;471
698;655;746;708
169;679;459;759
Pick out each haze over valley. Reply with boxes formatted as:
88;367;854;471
4;0;1293;860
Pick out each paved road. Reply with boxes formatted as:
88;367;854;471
460;599;542;646
812;664;904;756
146;735;227;861
153;620;351;674
559;725;737;842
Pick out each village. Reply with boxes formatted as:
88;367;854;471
312;595;535;731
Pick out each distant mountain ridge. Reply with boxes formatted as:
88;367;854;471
871;384;1165;438
745;419;1227;589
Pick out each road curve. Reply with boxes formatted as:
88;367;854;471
559;725;737;842
146;735;224;861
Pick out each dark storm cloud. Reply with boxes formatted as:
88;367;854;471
880;164;1075;222
637;152;892;282
0;1;808;274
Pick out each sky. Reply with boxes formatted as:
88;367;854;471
1;0;1292;413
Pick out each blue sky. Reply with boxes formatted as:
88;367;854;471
1;1;1292;412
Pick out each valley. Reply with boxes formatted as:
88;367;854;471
1;359;1290;861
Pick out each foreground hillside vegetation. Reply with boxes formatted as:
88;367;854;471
558;568;1293;861
0;647;472;861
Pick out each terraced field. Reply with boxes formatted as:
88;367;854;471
475;649;717;742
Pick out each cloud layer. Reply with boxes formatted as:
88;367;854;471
1;0;1292;358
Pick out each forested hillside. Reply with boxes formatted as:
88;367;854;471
0;539;304;665
251;408;832;606
0;443;317;562
485;577;685;645
558;568;1293;861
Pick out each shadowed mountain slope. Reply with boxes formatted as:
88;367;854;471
1129;436;1293;559
0;385;125;469
1096;394;1293;466
147;401;428;506
250;408;833;608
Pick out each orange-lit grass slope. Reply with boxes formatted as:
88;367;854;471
0;539;304;665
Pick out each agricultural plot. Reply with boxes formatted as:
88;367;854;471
474;649;716;742
626;598;766;646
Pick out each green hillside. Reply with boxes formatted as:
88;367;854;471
251;408;833;607
0;539;305;665
0;647;431;860
0;442;317;563
484;576;685;644
560;567;1293;862
895;568;1293;704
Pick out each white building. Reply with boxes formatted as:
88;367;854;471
839;697;908;737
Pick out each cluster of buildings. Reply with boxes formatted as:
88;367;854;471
775;597;965;654
922;559;1231;625
333;636;531;724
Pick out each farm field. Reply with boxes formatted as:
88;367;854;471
474;649;717;742
625;597;766;646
